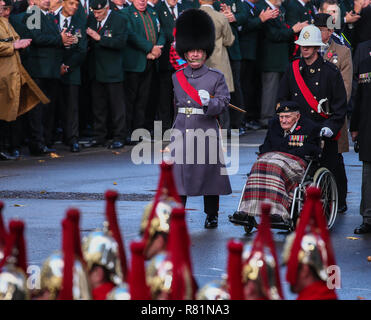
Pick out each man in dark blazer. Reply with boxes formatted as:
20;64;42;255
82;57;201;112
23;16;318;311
86;0;128;149
23;0;76;155
57;0;87;152
256;0;307;127
350;56;371;234
120;0;165;144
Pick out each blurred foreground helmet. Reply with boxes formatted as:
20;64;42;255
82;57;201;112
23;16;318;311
0;219;29;300
242;244;281;300
106;283;131;300
283;233;328;281
82;224;123;285
0;257;29;300
40;251;91;300
146;252;173;299
196;279;230;300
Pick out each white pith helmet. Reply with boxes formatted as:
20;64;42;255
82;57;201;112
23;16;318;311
295;25;325;47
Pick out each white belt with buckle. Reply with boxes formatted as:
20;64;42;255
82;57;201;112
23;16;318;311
178;107;204;115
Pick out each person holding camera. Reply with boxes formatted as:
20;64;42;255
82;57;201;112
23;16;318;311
350;56;371;234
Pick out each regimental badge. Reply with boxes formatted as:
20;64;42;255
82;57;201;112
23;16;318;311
164;10;168;16
276;102;280;110
232;3;236;12
310;68;315;74
303;31;310;39
104;29;113;37
288;135;307;147
97;4;102;9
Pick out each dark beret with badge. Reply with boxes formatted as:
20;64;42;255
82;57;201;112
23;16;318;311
313;13;333;28
175;8;215;60
90;0;108;10
276;101;300;114
2;0;12;7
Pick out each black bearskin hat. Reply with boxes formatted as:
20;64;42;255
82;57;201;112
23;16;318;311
175;9;215;60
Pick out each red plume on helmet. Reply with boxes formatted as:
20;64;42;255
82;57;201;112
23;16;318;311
59;208;87;300
244;203;284;300
129;241;151;300
286;187;336;286
226;239;244;300
0;201;8;251
105;190;129;282
142;162;182;247
0;219;27;274
168;207;197;300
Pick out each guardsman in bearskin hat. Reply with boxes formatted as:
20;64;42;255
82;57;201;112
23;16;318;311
283;187;338;300
146;207;197;299
171;8;232;229
0;218;29;300
38;209;91;300
82;190;129;300
241;203;284;300
140;161;183;260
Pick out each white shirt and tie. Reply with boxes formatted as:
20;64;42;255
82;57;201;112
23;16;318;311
59;12;72;31
165;0;178;19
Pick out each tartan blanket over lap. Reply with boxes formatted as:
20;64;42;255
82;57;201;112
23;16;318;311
239;152;307;220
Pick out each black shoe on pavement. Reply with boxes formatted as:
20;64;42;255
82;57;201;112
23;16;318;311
70;142;81;153
337;204;347;214
83;139;106;148
0;151;17;160
29;144;56;156
108;140;125;149
11;149;21;159
204;215;218;229
354;223;371;234
245;120;262;131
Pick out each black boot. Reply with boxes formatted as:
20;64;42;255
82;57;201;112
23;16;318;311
204;214;218;229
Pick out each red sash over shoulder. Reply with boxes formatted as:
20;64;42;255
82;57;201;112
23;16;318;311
292;59;329;119
292;60;341;140
175;69;203;106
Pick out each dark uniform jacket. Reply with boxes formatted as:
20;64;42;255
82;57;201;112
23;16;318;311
87;10;128;83
350;56;371;162
285;0;314;26
277;56;347;138
120;5;165;73
213;0;248;61
239;0;263;61
156;1;186;72
23;7;64;79
56;14;88;86
256;1;295;73
259;115;321;160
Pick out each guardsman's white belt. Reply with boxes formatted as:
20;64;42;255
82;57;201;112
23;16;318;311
178;107;204;115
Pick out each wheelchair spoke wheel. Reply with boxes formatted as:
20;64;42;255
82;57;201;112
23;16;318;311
313;167;338;229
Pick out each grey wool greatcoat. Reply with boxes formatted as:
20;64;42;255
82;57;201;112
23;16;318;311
171;64;232;196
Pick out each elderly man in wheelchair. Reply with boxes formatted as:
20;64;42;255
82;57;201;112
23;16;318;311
229;101;338;233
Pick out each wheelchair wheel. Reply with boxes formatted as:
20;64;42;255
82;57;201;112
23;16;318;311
313;167;338;229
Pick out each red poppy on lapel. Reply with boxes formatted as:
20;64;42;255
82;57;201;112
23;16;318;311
295;126;301;131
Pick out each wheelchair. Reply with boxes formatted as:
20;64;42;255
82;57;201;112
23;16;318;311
228;153;338;235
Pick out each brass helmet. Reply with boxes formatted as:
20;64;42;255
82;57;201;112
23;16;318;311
106;283;131;300
0;219;30;300
82;223;123;286
196;278;230;300
140;200;172;240
242;244;281;300
0;255;29;300
40;251;92;300
282;232;329;281
145;252;173;299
